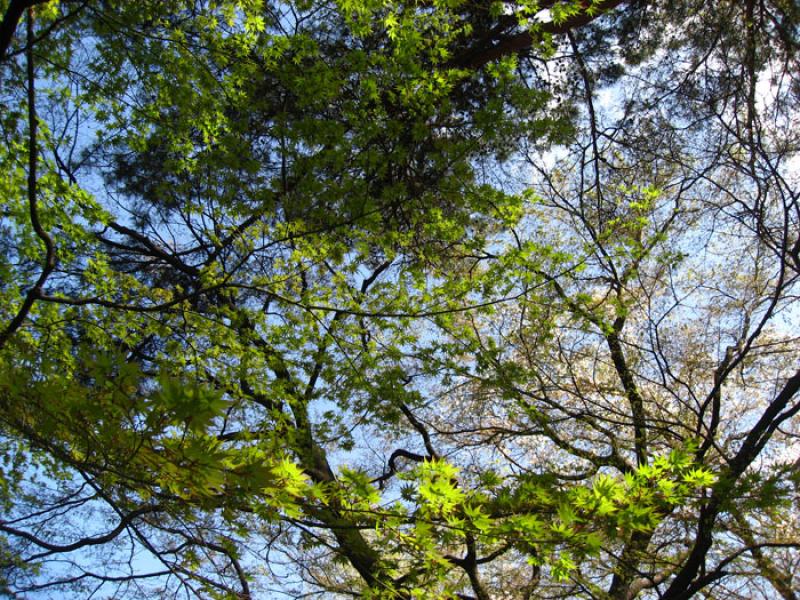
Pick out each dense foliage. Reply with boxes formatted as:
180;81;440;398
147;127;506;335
0;0;798;598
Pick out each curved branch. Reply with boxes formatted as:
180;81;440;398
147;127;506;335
1;505;162;558
0;0;45;61
371;448;427;488
399;402;439;459
0;9;56;350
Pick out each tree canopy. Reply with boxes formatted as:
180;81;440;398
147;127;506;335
0;0;798;598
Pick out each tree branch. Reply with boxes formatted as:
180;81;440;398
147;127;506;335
0;0;45;61
450;0;630;69
1;505;161;557
0;9;56;350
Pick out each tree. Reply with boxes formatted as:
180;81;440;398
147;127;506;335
0;0;798;598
